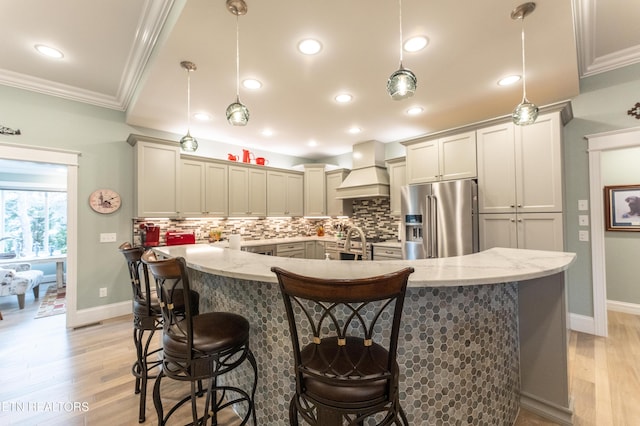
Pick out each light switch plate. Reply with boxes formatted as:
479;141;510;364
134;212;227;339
579;230;589;242
578;215;589;226
578;199;589;211
100;233;117;243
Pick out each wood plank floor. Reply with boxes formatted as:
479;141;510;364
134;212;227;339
1;285;638;425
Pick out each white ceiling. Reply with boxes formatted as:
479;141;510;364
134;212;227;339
1;0;638;160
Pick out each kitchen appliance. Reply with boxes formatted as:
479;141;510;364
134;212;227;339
165;231;196;246
141;223;160;247
401;179;478;259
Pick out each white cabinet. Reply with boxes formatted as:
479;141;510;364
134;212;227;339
304;164;326;216
372;244;403;260
179;158;228;217
477;112;563;214
325;169;353;217
386;157;406;216
277;242;306;258
305;241;325;259
267;170;303;216
132;138;180;217
405;131;477;184
228;165;267;217
479;213;564;252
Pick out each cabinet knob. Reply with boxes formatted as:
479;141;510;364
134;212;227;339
510;204;515;208
517;204;522;208
510;218;515;222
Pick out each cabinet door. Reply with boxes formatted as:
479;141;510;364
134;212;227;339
248;168;267;217
135;142;180;217
517;212;564;251
406;140;439;184
179;159;205;216
204;162;228;216
286;172;304;216
477;123;516;213
515;112;563;213
267;171;288;216
228;166;249;216
440;131;477;181
479;214;518;250
387;160;406;216
326;170;352;217
305;165;326;216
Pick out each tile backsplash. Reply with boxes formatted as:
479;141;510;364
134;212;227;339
132;197;399;246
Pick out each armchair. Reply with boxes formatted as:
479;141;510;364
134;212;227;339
0;263;44;309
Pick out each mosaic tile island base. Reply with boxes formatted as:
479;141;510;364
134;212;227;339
155;243;576;425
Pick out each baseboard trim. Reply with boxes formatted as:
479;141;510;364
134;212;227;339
568;312;595;335
607;299;640;315
520;392;574;425
68;301;131;328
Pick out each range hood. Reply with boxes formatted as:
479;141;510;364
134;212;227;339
336;140;390;199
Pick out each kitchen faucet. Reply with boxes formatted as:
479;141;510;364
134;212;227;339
344;226;367;260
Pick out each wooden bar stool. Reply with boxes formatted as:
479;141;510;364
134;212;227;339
271;266;414;426
142;251;257;425
119;243;200;423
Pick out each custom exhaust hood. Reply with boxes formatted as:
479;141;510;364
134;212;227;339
336;140;390;199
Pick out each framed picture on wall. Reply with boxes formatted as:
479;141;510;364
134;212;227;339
604;184;640;231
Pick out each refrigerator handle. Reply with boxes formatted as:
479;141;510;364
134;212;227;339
425;195;432;258
431;195;438;258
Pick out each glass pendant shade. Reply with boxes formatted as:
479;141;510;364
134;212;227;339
180;131;198;152
226;99;250;126
387;66;417;100
512;99;538;126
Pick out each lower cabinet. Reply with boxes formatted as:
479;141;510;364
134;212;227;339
372;245;402;260
305;241;326;259
479;212;564;252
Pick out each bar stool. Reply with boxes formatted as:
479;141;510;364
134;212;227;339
119;243;200;423
142;251;257;425
271;266;414;426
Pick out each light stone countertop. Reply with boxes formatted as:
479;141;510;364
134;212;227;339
154;243;576;288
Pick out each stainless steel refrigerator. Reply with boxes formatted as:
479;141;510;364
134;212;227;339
400;179;478;259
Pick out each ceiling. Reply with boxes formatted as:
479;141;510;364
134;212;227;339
1;0;638;160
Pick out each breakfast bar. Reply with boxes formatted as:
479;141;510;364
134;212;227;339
154;244;576;425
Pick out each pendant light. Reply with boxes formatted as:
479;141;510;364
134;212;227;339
511;2;538;126
179;60;198;152
226;0;250;126
387;0;417;100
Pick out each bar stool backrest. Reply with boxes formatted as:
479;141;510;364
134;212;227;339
119;243;154;315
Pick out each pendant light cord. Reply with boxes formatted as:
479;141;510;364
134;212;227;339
520;17;527;102
186;68;192;133
235;13;240;101
398;0;404;66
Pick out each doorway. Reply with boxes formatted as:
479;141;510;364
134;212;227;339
0;143;78;327
587;126;640;337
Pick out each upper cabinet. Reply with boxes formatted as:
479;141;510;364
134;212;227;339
130;136;181;218
477;112;563;214
325;169;353;217
228;165;267;217
405;131;477;184
267;170;304;217
304;164;326;216
386;157;406;217
179;157;228;217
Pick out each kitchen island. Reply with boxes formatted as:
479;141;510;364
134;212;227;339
154;243;576;425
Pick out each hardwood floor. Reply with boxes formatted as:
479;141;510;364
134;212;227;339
1;285;638;425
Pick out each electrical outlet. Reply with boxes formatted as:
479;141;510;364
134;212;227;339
578;199;589;211
100;233;117;243
578;230;589;242
578;215;589;226
99;287;107;298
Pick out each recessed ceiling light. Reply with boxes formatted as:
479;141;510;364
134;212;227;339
335;94;353;103
348;127;361;134
403;36;429;52
407;106;424;116
498;75;521;86
298;39;322;55
34;44;64;59
242;79;262;89
308;140;318;147
193;112;212;121
262;129;273;137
